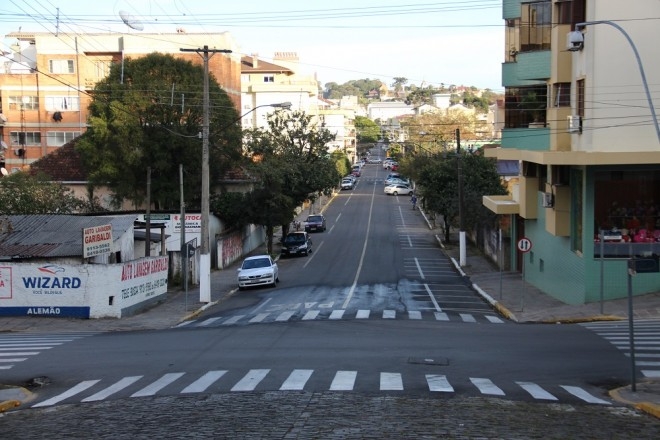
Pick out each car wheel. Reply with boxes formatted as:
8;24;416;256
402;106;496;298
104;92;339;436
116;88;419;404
393;191;398;196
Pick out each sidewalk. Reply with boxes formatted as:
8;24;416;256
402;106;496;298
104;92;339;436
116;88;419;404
2;199;660;417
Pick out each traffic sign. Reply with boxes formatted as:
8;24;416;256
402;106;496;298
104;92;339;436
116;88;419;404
517;237;532;253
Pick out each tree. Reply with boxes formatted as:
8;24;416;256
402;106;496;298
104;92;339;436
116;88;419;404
412;151;507;243
391;77;408;93
355;116;380;145
243;110;339;253
0;172;86;215
77;53;241;210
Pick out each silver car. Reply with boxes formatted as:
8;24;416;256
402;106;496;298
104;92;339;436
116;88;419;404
384;184;413;196
237;255;279;290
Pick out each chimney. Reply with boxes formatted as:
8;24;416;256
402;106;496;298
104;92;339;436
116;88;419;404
251;53;258;68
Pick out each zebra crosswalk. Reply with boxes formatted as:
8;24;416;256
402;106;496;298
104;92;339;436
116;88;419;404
175;309;506;328
29;368;612;408
0;332;98;371
581;319;660;378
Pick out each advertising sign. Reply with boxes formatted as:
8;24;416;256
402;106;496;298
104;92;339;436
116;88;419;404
83;224;113;258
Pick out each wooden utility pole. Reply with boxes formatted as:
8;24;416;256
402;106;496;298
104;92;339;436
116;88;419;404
180;45;231;302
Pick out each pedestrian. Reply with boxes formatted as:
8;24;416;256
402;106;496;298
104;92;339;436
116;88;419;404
411;194;417;210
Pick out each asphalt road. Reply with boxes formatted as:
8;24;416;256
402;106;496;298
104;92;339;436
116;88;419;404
2;158;660;437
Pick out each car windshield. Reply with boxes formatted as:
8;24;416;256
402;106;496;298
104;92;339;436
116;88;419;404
243;258;270;269
284;234;305;244
307;216;322;222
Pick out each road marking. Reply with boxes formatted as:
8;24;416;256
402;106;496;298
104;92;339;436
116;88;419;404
383;310;396;319
0;343;63;347
280;369;314;390
175;321;195;327
426;374;454;392
82;376;143;402
408;311;422;320
198;317;222;326
276;311;295;322
231;369;270;391
434;312;449;321
223;315;245;325
470;377;505;395
330;371;357;391
460;313;477;323
560;385;610;404
341;181;378;309
0;352;38;356
181;370;227;393
486;315;505;324
642;370;660;378
380;372;403;390
251;298;272;314
425;284;442;311
303;241;323;268
131;373;185;397
329;310;345;320
33;380;100;407
414;257;425;279
302;310;320;320
517;381;558;400
0;358;27;362
249;313;269;323
356;309;370;319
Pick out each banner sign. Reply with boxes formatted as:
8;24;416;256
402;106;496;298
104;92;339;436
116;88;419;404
83;224;113;258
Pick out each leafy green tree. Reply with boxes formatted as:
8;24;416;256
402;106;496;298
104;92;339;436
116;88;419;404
355;116;380;145
243;110;339;253
77;53;241;210
0;172;86;214
413;151;507;242
391;77;408;93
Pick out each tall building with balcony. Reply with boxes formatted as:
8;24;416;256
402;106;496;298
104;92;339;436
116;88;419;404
484;0;660;304
0;31;242;172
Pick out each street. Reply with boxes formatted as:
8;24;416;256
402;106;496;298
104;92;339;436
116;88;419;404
2;158;660;437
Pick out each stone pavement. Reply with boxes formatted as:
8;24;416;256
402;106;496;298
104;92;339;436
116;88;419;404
2;200;660;417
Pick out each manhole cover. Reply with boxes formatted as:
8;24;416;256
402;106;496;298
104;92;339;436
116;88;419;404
408;357;449;366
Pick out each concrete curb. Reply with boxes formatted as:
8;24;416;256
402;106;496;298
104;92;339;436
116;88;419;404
609;385;660;419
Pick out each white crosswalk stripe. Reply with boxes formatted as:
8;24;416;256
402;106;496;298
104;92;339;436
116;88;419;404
179;309;508;327
29;369;612;408
0;332;99;370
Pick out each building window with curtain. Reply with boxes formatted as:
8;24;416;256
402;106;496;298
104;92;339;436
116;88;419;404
520;1;552;52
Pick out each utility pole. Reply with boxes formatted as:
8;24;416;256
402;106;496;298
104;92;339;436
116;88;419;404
180;45;232;303
456;128;466;266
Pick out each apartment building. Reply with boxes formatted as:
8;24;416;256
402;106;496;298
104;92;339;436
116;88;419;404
484;0;660;304
0;31;242;172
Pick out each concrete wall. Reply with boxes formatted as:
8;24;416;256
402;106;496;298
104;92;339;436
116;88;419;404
0;256;169;319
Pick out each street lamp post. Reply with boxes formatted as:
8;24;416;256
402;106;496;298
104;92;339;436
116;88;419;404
575;21;660;144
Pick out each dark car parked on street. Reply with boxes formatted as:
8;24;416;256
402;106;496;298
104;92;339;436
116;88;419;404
304;214;327;232
281;231;312;257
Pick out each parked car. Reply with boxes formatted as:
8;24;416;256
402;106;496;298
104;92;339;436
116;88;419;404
237;255;279;290
305;214;327;232
382;158;396;169
341;178;355;190
384;177;410;186
384;184;414;196
351;167;361;177
368;158;382;164
281;231;312;257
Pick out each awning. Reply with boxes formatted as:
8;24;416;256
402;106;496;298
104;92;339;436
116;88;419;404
482;195;520;215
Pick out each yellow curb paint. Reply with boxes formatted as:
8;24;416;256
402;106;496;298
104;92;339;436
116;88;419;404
0;400;20;412
637;402;660;419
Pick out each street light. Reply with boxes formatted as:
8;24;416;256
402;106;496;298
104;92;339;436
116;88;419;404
197;101;291;302
574;21;660;143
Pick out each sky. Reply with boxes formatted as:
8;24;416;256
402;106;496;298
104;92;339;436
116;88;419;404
0;0;504;92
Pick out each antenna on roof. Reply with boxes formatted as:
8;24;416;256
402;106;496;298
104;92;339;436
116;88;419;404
119;10;144;31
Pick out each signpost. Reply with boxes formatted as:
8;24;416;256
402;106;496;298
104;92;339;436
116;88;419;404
517;237;532;311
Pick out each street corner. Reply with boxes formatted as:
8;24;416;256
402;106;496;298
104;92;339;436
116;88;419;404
0;385;33;412
538;315;625;325
609;380;660;419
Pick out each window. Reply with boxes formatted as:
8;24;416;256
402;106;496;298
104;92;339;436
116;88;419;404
8;96;39;110
45;96;80;112
263;75;274;83
555;0;572;25
94;60;112;78
10;131;41;146
552;83;571;107
520;1;552;52
594;169;660;258
504;86;548;128
46;131;81;146
49;59;75;74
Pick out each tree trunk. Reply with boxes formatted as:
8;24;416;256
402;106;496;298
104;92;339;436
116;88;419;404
266;224;274;255
444;217;451;243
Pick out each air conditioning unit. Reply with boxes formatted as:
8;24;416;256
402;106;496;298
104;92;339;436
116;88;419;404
567;115;582;133
542;192;554;208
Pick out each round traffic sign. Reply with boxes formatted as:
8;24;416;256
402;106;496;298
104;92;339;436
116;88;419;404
517;237;532;253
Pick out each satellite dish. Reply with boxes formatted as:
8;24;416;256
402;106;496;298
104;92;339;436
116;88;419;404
1;168;8;177
119;10;144;31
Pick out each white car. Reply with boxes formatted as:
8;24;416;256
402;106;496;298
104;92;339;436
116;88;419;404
237;255;279;290
384;184;414;196
384;177;410;186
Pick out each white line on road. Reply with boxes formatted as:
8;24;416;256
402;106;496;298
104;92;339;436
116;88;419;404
181;370;227;393
302;310;320;320
470;377;504;395
560;385;611;404
33;380;100;407
517;381;558;400
356;309;370;319
231;369;270;391
222;315;245;325
276;311;295;322
249;313;269;323
330;371;357;391
280;369;314;390
380;372;403;390
383;310;396;319
329;310;345;320
426;374;454;392
131;373;185;397
82;376;143;402
425;284;442;311
408;311;422;320
415;257;425;280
